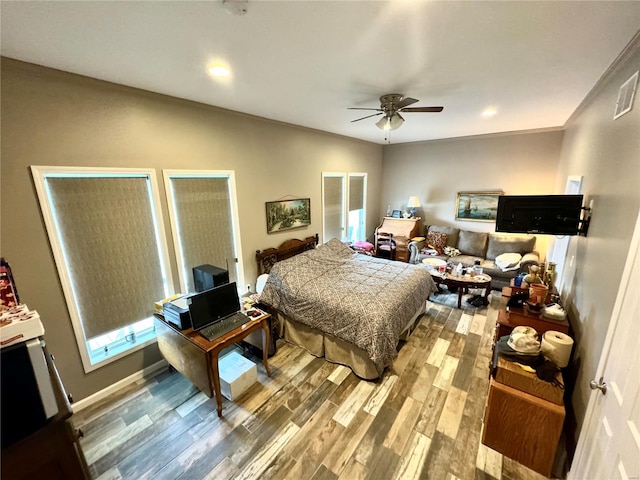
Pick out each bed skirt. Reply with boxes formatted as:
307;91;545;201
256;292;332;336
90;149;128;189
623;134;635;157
275;302;426;380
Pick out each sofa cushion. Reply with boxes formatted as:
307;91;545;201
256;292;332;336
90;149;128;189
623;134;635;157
450;255;477;267
458;230;488;257
427;225;459;247
486;234;536;260
426;231;448;254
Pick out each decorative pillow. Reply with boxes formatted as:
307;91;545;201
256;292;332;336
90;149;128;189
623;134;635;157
426;231;448;255
444;246;461;257
353;240;374;252
495;252;523;271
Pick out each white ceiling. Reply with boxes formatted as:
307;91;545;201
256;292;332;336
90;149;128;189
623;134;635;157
2;1;639;145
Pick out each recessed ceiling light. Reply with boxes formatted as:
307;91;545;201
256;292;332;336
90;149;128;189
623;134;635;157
482;108;497;117
209;66;230;77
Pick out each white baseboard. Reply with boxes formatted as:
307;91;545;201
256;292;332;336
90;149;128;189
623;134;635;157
71;359;168;413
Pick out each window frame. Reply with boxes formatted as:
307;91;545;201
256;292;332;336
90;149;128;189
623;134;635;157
348;172;368;242
321;172;347;243
31;166;174;373
162;170;245;295
321;172;367;243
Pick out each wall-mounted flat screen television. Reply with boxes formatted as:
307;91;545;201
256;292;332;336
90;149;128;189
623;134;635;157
495;195;584;235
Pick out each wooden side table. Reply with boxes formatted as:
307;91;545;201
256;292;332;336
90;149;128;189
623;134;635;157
155;313;272;417
496;307;569;339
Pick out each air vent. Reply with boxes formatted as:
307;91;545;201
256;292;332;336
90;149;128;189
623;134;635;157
613;70;638;119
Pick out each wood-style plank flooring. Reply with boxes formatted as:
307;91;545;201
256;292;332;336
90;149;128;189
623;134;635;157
75;293;561;480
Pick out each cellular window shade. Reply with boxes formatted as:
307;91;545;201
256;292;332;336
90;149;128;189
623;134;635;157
323;176;344;241
47;177;165;340
170;177;235;292
349;176;364;211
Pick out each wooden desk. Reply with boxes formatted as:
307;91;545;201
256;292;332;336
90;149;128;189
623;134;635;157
155;313;272;417
374;217;421;262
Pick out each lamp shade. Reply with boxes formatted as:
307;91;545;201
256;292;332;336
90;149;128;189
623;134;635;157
375;113;404;131
407;196;421;208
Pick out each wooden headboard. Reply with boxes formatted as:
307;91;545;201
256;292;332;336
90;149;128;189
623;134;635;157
256;234;319;275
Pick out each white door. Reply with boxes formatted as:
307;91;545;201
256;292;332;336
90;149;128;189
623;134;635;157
551;175;583;293
569;211;640;479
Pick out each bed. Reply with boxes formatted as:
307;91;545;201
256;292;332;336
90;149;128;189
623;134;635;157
256;236;437;379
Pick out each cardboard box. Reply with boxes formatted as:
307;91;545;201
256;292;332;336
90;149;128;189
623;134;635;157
218;351;257;400
495;357;564;404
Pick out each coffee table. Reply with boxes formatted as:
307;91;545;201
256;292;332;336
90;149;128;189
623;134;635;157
429;270;492;308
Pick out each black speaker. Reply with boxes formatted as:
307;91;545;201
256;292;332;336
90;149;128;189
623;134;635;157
192;264;229;292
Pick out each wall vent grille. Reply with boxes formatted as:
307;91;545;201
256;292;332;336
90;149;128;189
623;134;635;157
613;70;638;119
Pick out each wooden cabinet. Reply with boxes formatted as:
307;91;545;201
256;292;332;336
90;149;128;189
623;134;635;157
1;347;90;480
483;379;565;477
374;217;421;262
482;307;568;477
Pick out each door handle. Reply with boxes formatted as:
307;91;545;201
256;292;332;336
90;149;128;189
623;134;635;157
589;377;607;395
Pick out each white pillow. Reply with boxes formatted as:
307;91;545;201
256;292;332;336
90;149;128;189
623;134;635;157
495;252;522;271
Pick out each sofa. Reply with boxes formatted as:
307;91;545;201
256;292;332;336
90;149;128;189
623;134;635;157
408;224;539;290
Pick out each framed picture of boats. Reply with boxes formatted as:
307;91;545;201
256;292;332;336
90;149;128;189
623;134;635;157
455;191;503;222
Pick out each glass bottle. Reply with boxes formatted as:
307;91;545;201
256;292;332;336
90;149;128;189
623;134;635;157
545;262;557;289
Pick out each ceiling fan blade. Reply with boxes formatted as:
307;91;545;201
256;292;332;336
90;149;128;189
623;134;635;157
395;97;419;109
400;106;444;113
348;107;383;111
351;112;383;123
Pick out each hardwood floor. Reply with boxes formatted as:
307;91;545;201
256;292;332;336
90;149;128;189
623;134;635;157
75;294;558;480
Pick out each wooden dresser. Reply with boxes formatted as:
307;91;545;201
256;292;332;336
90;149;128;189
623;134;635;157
374;217;421;262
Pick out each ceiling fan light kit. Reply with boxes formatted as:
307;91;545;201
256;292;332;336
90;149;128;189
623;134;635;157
349;94;443;137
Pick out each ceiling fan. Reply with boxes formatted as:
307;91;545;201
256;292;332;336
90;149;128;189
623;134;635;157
349;94;443;131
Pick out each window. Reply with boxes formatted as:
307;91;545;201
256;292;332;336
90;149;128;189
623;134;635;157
163;171;244;293
322;172;367;243
348;173;367;242
322;173;345;242
31;167;173;372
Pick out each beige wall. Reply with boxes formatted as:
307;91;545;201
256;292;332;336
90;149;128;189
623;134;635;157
380;129;565;258
554;34;640;438
0;58;383;400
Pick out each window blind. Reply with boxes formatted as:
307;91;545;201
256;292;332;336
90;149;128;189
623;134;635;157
349;175;364;211
47;177;165;340
169;177;236;292
323;175;344;241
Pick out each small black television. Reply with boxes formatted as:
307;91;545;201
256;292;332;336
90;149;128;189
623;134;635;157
495;195;584;235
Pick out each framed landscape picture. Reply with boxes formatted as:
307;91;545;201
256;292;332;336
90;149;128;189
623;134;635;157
455;191;503;222
266;198;311;233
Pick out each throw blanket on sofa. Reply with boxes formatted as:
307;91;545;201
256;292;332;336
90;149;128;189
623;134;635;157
259;238;436;373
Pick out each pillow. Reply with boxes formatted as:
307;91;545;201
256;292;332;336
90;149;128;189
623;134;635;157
353;240;374;251
495;252;523;271
320;238;355;258
444;246;461;257
426;231;448;255
457;231;489;257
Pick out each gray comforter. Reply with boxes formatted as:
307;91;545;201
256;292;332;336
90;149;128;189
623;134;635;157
259;238;437;373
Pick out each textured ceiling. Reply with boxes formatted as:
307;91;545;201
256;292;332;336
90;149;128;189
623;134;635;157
2;1;639;144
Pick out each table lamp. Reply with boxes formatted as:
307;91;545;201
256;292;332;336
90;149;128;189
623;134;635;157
407;196;421;218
